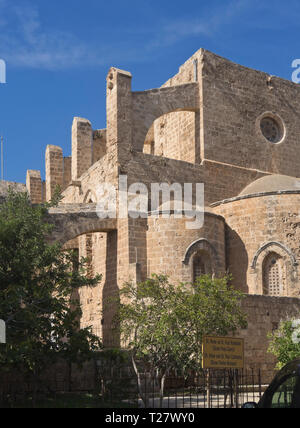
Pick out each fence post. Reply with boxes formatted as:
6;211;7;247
229;369;234;408
258;369;262;400
206;369;211;408
234;370;240;408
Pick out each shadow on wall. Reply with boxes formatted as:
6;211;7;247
142;110;201;165
102;230;120;348
226;226;249;293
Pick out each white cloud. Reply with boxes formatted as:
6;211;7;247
0;0;291;71
0;0;258;70
0;1;100;69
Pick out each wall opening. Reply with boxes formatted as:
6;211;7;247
192;250;212;282
143;110;200;164
263;252;284;296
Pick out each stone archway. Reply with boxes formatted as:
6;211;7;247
182;238;219;282
47;203;120;347
46;204;117;244
250;241;298;296
132;82;200;152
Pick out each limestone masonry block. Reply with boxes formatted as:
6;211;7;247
93;129;107;163
106;68;132;161
45;145;63;202
63;156;72;190
19;49;300;368
26;170;42;204
72;117;92;181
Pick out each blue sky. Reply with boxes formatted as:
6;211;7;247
0;0;300;183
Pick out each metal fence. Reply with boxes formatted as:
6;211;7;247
0;367;272;408
98;368;270;409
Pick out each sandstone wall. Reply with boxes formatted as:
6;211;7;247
45;145;63;201
213;193;300;296
201;50;300;176
149;111;197;164
77;233;106;338
124;153;267;207
26;170;42;204
92;129;107;163
61;152;118;204
22;48;300;370
240;294;300;380
147;212;226;284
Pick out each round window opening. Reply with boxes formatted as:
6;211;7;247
260;116;284;144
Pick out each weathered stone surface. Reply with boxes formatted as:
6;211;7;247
47;204;117;244
240;295;300;379
0;181;26;202
26;170;42;204
72;118;93;181
45;145;63;202
22;48;300;371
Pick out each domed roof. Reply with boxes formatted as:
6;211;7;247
240;175;300;196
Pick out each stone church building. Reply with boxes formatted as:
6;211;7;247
19;49;300;371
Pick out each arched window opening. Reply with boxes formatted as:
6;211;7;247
263;252;284;296
193;251;212;283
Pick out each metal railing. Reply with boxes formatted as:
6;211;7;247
0;367;272;408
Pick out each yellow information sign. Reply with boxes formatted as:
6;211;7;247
202;336;244;370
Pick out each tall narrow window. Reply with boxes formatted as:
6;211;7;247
71;248;79;272
263;252;284;296
150;141;155;155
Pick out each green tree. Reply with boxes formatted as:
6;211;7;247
0;190;102;402
116;274;247;407
268;318;300;369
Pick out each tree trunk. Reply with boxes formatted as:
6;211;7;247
159;372;166;408
132;355;149;408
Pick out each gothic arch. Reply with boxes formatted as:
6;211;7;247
47;204;117;244
182;238;218;281
251;241;297;269
250;241;298;296
182;238;218;266
132;82;200;152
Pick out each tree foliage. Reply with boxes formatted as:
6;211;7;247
116;274;247;405
0;190;102;385
268;318;300;369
